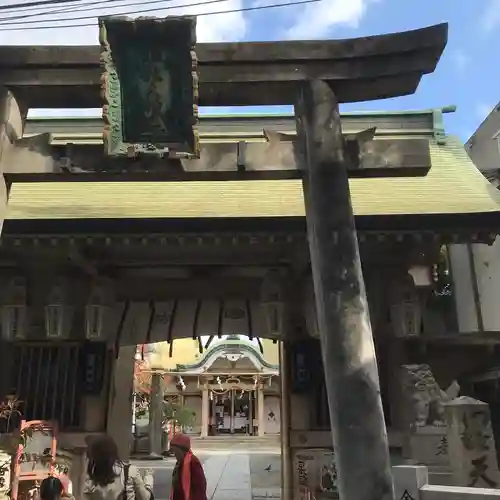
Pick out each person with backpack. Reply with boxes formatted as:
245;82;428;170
169;434;206;500
83;435;153;500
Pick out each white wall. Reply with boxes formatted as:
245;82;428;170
264;395;281;434
449;244;479;332
466;102;500;173
450;238;500;332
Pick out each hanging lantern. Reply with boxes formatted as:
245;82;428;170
85;285;112;341
390;273;423;338
260;270;285;338
45;280;73;339
1;277;28;341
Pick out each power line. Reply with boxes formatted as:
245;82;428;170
0;0;85;12
0;0;176;24
0;0;320;30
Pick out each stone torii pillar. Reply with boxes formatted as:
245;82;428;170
297;80;393;500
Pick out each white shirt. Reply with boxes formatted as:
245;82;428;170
83;463;153;500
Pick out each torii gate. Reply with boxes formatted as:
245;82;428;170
0;18;448;500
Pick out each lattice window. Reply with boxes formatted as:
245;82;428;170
12;344;84;430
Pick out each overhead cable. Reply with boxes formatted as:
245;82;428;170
0;0;320;31
0;0;177;24
0;0;85;12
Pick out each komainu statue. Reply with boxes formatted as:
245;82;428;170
402;364;460;427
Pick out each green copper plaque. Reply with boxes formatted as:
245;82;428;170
99;16;199;158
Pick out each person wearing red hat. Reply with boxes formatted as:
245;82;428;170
169;434;207;500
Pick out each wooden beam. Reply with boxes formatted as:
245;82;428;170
401;332;500;346
4;138;431;181
0;23;447;108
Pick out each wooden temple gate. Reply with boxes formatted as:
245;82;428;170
0;20;449;500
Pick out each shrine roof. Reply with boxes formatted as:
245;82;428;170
6;136;500;222
173;337;279;373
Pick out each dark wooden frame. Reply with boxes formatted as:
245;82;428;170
99;16;199;157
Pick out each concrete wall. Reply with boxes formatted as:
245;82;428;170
466;102;500;173
449;239;500;333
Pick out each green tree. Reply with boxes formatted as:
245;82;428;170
162;401;196;431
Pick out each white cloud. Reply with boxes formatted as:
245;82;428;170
0;0;247;45
284;0;373;40
480;0;500;33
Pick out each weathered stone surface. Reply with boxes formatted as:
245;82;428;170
393;464;429;500
401;364;460;428
444;397;500;489
407;426;449;467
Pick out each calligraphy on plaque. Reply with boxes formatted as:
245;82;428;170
99;16;199;158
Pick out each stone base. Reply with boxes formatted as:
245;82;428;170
404;426;449;467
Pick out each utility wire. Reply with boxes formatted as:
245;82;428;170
0;0;85;12
0;0;176;24
0;0;320;30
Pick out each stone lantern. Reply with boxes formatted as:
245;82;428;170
1;276;28;341
45;280;73;339
85;285;112;341
260;270;285;338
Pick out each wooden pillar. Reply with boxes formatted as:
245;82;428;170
279;342;292;500
258;384;265;437
249;390;254;435
297;80;393;500
230;389;235;434
107;345;136;460
201;386;209;438
148;372;163;457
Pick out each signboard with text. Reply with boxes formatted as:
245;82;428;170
99;16;199;158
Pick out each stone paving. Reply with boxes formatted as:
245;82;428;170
134;449;281;500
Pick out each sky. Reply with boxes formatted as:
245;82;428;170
2;0;499;142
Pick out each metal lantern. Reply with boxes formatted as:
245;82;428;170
45;281;73;339
260;270;285;338
85;286;110;341
1;277;28;341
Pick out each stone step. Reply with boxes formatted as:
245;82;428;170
428;471;453;486
192;436;280;450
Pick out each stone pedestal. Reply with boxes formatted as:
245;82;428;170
392;465;429;500
405;426;450;466
444;397;500;488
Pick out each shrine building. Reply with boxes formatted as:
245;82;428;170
3;106;500;493
137;335;280;437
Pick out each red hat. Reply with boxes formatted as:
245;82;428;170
170;434;191;451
